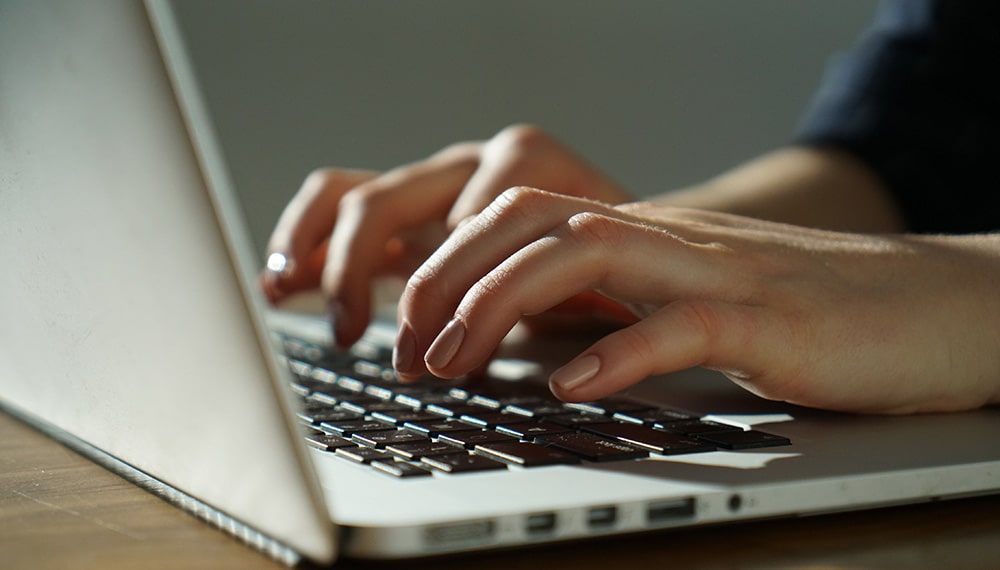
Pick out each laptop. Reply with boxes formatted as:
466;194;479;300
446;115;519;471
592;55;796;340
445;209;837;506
2;0;999;566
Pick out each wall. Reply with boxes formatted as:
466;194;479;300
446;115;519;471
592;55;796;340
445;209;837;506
169;0;877;260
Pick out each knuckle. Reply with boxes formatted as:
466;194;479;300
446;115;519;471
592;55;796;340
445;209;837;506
466;269;509;311
338;182;390;215
487;186;550;223
303;167;336;187
302;167;352;194
673;300;723;357
677;300;722;336
403;265;436;300
402;261;451;307
490;123;551;154
565;212;625;248
432;140;482;165
614;326;658;365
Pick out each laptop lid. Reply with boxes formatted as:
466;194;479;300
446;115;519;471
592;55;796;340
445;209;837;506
0;0;335;563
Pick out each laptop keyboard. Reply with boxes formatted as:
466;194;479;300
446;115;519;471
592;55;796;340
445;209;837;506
279;335;790;478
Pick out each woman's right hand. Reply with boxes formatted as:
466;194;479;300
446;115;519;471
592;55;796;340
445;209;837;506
261;124;632;347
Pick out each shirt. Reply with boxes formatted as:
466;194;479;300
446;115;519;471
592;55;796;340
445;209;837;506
795;0;1000;234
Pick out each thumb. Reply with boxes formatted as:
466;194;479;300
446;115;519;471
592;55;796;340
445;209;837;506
548;300;766;402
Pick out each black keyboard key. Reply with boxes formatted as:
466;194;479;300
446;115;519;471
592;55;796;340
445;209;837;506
421;453;508;474
335;396;393;415
655;420;743;436
535;432;648;462
426;403;483;418
502;398;569;418
309;367;339;385
580;422;716;455
320;419;396;437
386;441;461;461
352;429;430;449
438;430;518;450
290;377;340;397
393;393;424;409
352;359;386;379
696;430;791;450
542;413;617;428
467;394;503;409
306;391;341;407
563;400;649;416
303;432;358;452
363;384;396;401
283;341;329;364
350;339;391;362
458;411;528;429
402;418;476;437
611;408;694;425
474;441;581;467
405;390;464;406
370;410;441;427
494;421;573;441
286;358;313;377
371;459;433;478
447;387;471;400
336;375;366;393
296;407;362;426
334;446;388;464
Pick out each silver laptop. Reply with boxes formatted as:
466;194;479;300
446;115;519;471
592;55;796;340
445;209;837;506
2;0;999;566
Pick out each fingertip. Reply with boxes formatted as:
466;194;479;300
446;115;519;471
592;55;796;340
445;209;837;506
327;299;364;349
548;354;603;401
395;371;424;384
392;322;418;377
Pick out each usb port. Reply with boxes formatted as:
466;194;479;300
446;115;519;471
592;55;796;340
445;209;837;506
525;512;557;535
647;498;696;524
587;505;617;529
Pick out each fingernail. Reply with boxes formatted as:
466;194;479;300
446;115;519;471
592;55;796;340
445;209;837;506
328;300;349;348
393;323;416;374
550;355;601;392
424;318;465;371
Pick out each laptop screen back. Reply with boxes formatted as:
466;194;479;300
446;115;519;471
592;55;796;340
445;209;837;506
0;0;334;562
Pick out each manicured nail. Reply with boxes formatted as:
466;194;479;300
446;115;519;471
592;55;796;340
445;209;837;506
550;355;601;392
424;318;466;371
393;323;416;374
328;300;349;348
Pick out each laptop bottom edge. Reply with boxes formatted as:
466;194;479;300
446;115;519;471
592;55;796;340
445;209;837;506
0;400;304;567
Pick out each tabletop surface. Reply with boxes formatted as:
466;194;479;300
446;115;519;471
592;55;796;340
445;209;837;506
3;409;999;570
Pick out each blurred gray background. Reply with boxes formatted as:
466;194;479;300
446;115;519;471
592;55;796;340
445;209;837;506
169;1;877;262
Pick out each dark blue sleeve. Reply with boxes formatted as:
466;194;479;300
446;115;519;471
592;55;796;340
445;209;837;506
795;0;1000;234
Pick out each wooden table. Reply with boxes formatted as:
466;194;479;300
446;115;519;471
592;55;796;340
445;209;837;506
3;410;999;570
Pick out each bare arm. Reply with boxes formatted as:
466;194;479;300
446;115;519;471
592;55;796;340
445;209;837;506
653;146;907;234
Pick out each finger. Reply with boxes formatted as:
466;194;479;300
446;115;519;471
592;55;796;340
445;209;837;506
396;188;620;376
546;291;639;323
445;126;545;228
418;210;743;379
445;125;627;229
261;238;330;304
548;300;770;402
322;144;480;346
264;168;376;301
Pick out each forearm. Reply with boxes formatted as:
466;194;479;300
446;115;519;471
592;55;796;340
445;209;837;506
651;146;907;233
